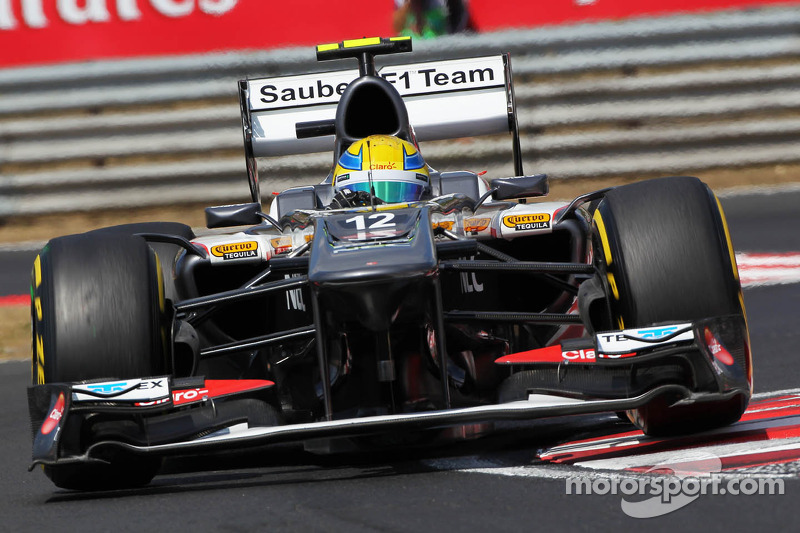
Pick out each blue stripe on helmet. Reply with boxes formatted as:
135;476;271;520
403;145;425;170
338;145;363;170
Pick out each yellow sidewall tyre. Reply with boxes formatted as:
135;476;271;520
593;176;750;436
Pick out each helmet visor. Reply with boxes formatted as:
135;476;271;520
335;169;428;204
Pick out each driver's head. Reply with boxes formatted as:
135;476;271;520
332;135;430;204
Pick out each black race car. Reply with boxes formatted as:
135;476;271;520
28;37;751;490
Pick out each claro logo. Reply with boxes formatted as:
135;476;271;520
0;1;239;30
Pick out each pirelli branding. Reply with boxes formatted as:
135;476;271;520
211;241;259;261
502;213;551;231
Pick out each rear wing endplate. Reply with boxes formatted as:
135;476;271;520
238;54;522;204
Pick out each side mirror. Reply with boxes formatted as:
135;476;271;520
205;202;263;229
491;174;549;201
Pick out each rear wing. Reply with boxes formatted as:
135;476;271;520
238;54;522;204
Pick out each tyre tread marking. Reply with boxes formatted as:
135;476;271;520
592;210;613;265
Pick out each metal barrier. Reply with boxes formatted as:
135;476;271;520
1;5;799;216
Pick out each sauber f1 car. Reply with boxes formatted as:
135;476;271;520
28;37;752;490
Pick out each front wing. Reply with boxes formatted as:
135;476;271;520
28;316;751;469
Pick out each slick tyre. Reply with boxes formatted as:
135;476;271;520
90;222;195;302
592;176;750;436
31;233;167;489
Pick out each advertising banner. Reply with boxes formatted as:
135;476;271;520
469;0;798;32
0;0;795;68
0;0;393;68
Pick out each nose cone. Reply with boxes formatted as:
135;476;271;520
308;207;438;331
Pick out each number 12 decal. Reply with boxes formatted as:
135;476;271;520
343;213;396;240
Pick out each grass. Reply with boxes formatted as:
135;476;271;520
0;305;30;363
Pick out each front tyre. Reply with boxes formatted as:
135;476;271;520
90;222;195;302
31;233;167;489
593;176;751;435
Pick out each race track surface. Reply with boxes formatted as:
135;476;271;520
1;189;799;531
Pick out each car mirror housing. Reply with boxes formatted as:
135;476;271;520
205;202;263;229
491;174;549;201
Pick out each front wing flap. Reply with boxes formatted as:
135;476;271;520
496;315;751;398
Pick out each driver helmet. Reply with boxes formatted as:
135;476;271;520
332;135;430;204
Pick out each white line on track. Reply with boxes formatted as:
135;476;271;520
423;388;800;479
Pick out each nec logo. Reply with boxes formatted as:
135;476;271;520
635;326;679;339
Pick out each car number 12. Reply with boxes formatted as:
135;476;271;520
343;213;396;240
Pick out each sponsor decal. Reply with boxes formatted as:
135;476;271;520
136;386;209;407
136;397;171;407
458;255;483;294
596;323;693;354
704;327;735;366
1;0;252;68
73;377;169;403
270;236;292;255
562;348;597;361
496;345;636;364
432;220;454;231
259;77;351;105
502;213;551;231
137;379;275;407
381;61;499;93
0;0;240;31
285;274;306;312
33;253;45;385
40;392;65;435
173;387;209;406
460;271;484;293
464;217;490;234
635;325;680;339
210;241;258;260
83;381;131;394
35;332;44;385
251;56;504;112
562;349;637;361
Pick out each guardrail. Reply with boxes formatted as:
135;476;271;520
1;5;799;216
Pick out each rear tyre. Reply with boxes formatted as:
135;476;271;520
31;233;168;489
593;176;750;436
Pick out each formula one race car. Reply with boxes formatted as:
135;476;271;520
28;37;752;490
